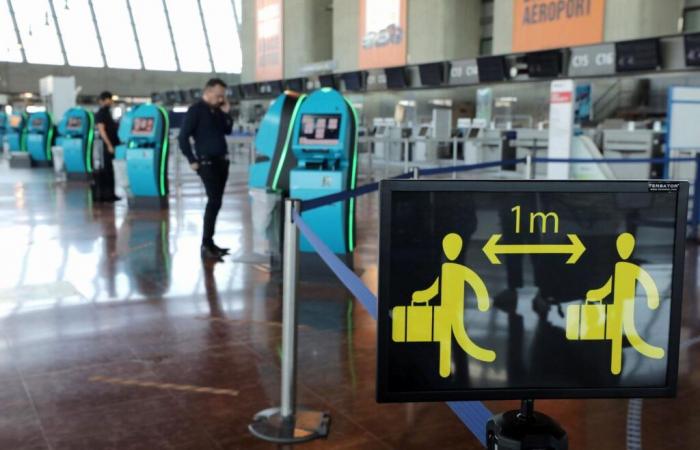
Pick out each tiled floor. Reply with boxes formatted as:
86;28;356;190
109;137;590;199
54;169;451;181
0;158;698;449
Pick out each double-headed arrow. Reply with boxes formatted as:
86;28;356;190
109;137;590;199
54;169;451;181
482;234;586;265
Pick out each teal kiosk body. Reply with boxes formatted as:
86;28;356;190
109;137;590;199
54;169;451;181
124;104;170;208
249;92;305;263
115;106;137;161
0;112;6;149
6;113;30;168
26;112;54;166
57;107;95;180
289;88;358;254
249;91;304;193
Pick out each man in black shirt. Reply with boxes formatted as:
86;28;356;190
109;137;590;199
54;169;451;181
179;78;233;260
95;91;120;202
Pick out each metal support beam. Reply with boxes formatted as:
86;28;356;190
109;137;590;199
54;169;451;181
230;0;242;46
87;0;107;67
196;0;215;72
161;0;181;71
6;0;26;63
125;0;145;70
47;0;69;65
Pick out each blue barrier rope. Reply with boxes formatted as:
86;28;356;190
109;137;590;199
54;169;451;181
534;157;697;164
292;209;491;447
419;158;526;176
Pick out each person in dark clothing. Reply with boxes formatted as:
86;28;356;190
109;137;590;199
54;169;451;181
179;78;233;260
95;91;121;202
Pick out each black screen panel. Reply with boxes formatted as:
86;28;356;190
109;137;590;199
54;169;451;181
385;67;408;89
418;62;446;86
477;56;508;82
616;39;661;72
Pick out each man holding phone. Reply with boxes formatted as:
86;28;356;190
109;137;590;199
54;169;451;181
179;78;233;260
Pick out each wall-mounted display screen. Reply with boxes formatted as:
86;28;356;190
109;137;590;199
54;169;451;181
684;33;700;67
319;74;337;89
378;180;687;402
616;38;661;72
526;50;562;78
298;114;342;146
385;67;408;89
132;118;155;135
419;62;446;86
477;56;508;82
67;117;83;130
342;72;366;91
285;78;306;92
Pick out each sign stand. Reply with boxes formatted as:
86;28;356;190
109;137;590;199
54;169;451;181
248;199;331;444
486;399;568;450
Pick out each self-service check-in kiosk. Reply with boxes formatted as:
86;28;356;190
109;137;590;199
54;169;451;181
26;112;54;166
249;91;305;261
250;92;304;192
57;107;95;180
0;112;6;151
6;113;31;168
124;104;170;208
290;88;358;254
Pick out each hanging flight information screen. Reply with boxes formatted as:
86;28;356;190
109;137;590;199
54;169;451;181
377;180;687;402
299;114;341;146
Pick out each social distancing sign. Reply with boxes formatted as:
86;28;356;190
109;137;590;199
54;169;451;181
378;181;686;402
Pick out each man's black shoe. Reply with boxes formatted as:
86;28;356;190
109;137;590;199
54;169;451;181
212;244;230;255
201;245;223;261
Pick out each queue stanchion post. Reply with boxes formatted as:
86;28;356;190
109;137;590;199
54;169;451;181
249;198;331;444
694;154;700;240
403;139;409;174
525;153;534;180
452;137;458;180
412;166;420;180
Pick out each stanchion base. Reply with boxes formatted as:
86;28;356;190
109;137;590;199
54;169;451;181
248;407;330;444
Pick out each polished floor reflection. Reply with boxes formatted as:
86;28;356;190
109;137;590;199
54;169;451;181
0;160;699;449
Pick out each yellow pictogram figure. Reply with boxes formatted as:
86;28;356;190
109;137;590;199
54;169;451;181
566;232;664;375
392;233;496;378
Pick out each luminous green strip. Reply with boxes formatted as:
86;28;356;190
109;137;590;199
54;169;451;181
161;220;171;272
156;106;170;196
86;110;95;173
344;97;360;252
271;94;307;191
20;113;28;151
46;113;54;161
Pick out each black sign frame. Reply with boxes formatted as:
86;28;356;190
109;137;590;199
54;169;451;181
377;179;687;403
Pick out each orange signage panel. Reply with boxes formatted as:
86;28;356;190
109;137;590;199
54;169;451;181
255;0;283;81
358;0;407;70
513;0;606;52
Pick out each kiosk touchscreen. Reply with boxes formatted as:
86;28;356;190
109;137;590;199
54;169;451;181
124;104;170;207
250;91;304;192
57;107;95;178
378;180;687;403
289;88;359;254
26;112;54;164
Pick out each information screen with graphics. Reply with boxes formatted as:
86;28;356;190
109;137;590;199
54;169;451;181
298;114;341;146
359;0;407;69
9;115;22;128
377;180;687;402
131;118;155;135
67;117;83;130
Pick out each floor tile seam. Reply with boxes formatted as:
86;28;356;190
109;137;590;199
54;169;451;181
17;369;53;450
